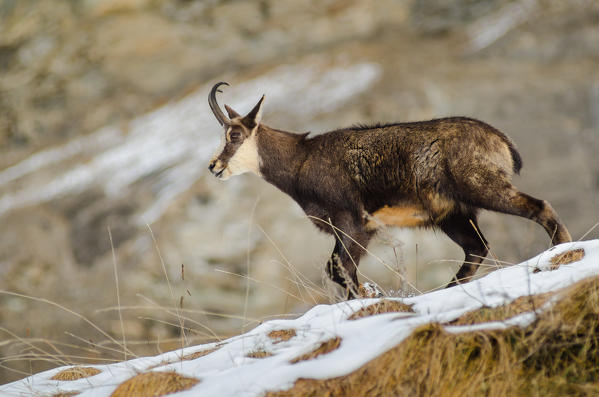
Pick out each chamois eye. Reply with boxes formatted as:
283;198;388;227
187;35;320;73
229;131;242;142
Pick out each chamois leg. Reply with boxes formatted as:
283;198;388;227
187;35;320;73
326;239;358;298
325;217;373;300
507;191;571;245
440;213;489;288
472;186;571;245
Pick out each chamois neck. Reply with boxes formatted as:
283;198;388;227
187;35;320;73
257;126;307;193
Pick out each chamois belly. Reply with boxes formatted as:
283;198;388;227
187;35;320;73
366;204;430;230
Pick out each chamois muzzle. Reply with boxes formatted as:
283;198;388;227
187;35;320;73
209;82;230;127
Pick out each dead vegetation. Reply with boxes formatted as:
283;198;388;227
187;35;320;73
290;337;342;364
534;248;586;273
181;346;220;361
145;346;222;370
449;292;554;326
247;350;274;359
51;366;101;381
348;299;414;320
268;329;297;343
357;283;383;298
549;248;585;270
268;275;599;396
110;371;199;397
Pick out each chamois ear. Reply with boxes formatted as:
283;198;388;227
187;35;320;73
224;104;241;119
242;95;265;129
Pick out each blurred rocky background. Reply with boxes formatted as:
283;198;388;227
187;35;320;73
1;0;599;383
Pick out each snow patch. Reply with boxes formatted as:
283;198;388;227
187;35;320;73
3;240;599;396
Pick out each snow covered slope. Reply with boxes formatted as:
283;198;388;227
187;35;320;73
2;240;598;396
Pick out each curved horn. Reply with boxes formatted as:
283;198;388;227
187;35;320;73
209;82;230;127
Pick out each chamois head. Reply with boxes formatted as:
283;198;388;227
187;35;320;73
208;82;264;180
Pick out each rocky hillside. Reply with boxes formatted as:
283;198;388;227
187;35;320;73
1;0;599;384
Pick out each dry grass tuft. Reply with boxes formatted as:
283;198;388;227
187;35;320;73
246;350;274;359
450;292;554;326
290;337;341;364
51;366;101;381
549;248;585;270
146;346;222;370
348;299;414;320
268;276;599;397
52;393;80;397
181;346;220;361
110;371;199;397
268;329;297;343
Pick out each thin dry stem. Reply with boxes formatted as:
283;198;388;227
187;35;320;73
146;224;187;349
108;226;127;361
0;290;135;357
257;224;321;305
309;215;421;294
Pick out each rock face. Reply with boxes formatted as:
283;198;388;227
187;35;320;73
0;0;406;152
1;0;599;384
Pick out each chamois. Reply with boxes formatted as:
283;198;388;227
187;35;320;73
207;82;572;299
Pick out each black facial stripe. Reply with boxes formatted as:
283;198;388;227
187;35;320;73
216;140;243;164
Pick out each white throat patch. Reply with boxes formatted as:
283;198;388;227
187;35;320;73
227;131;262;178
